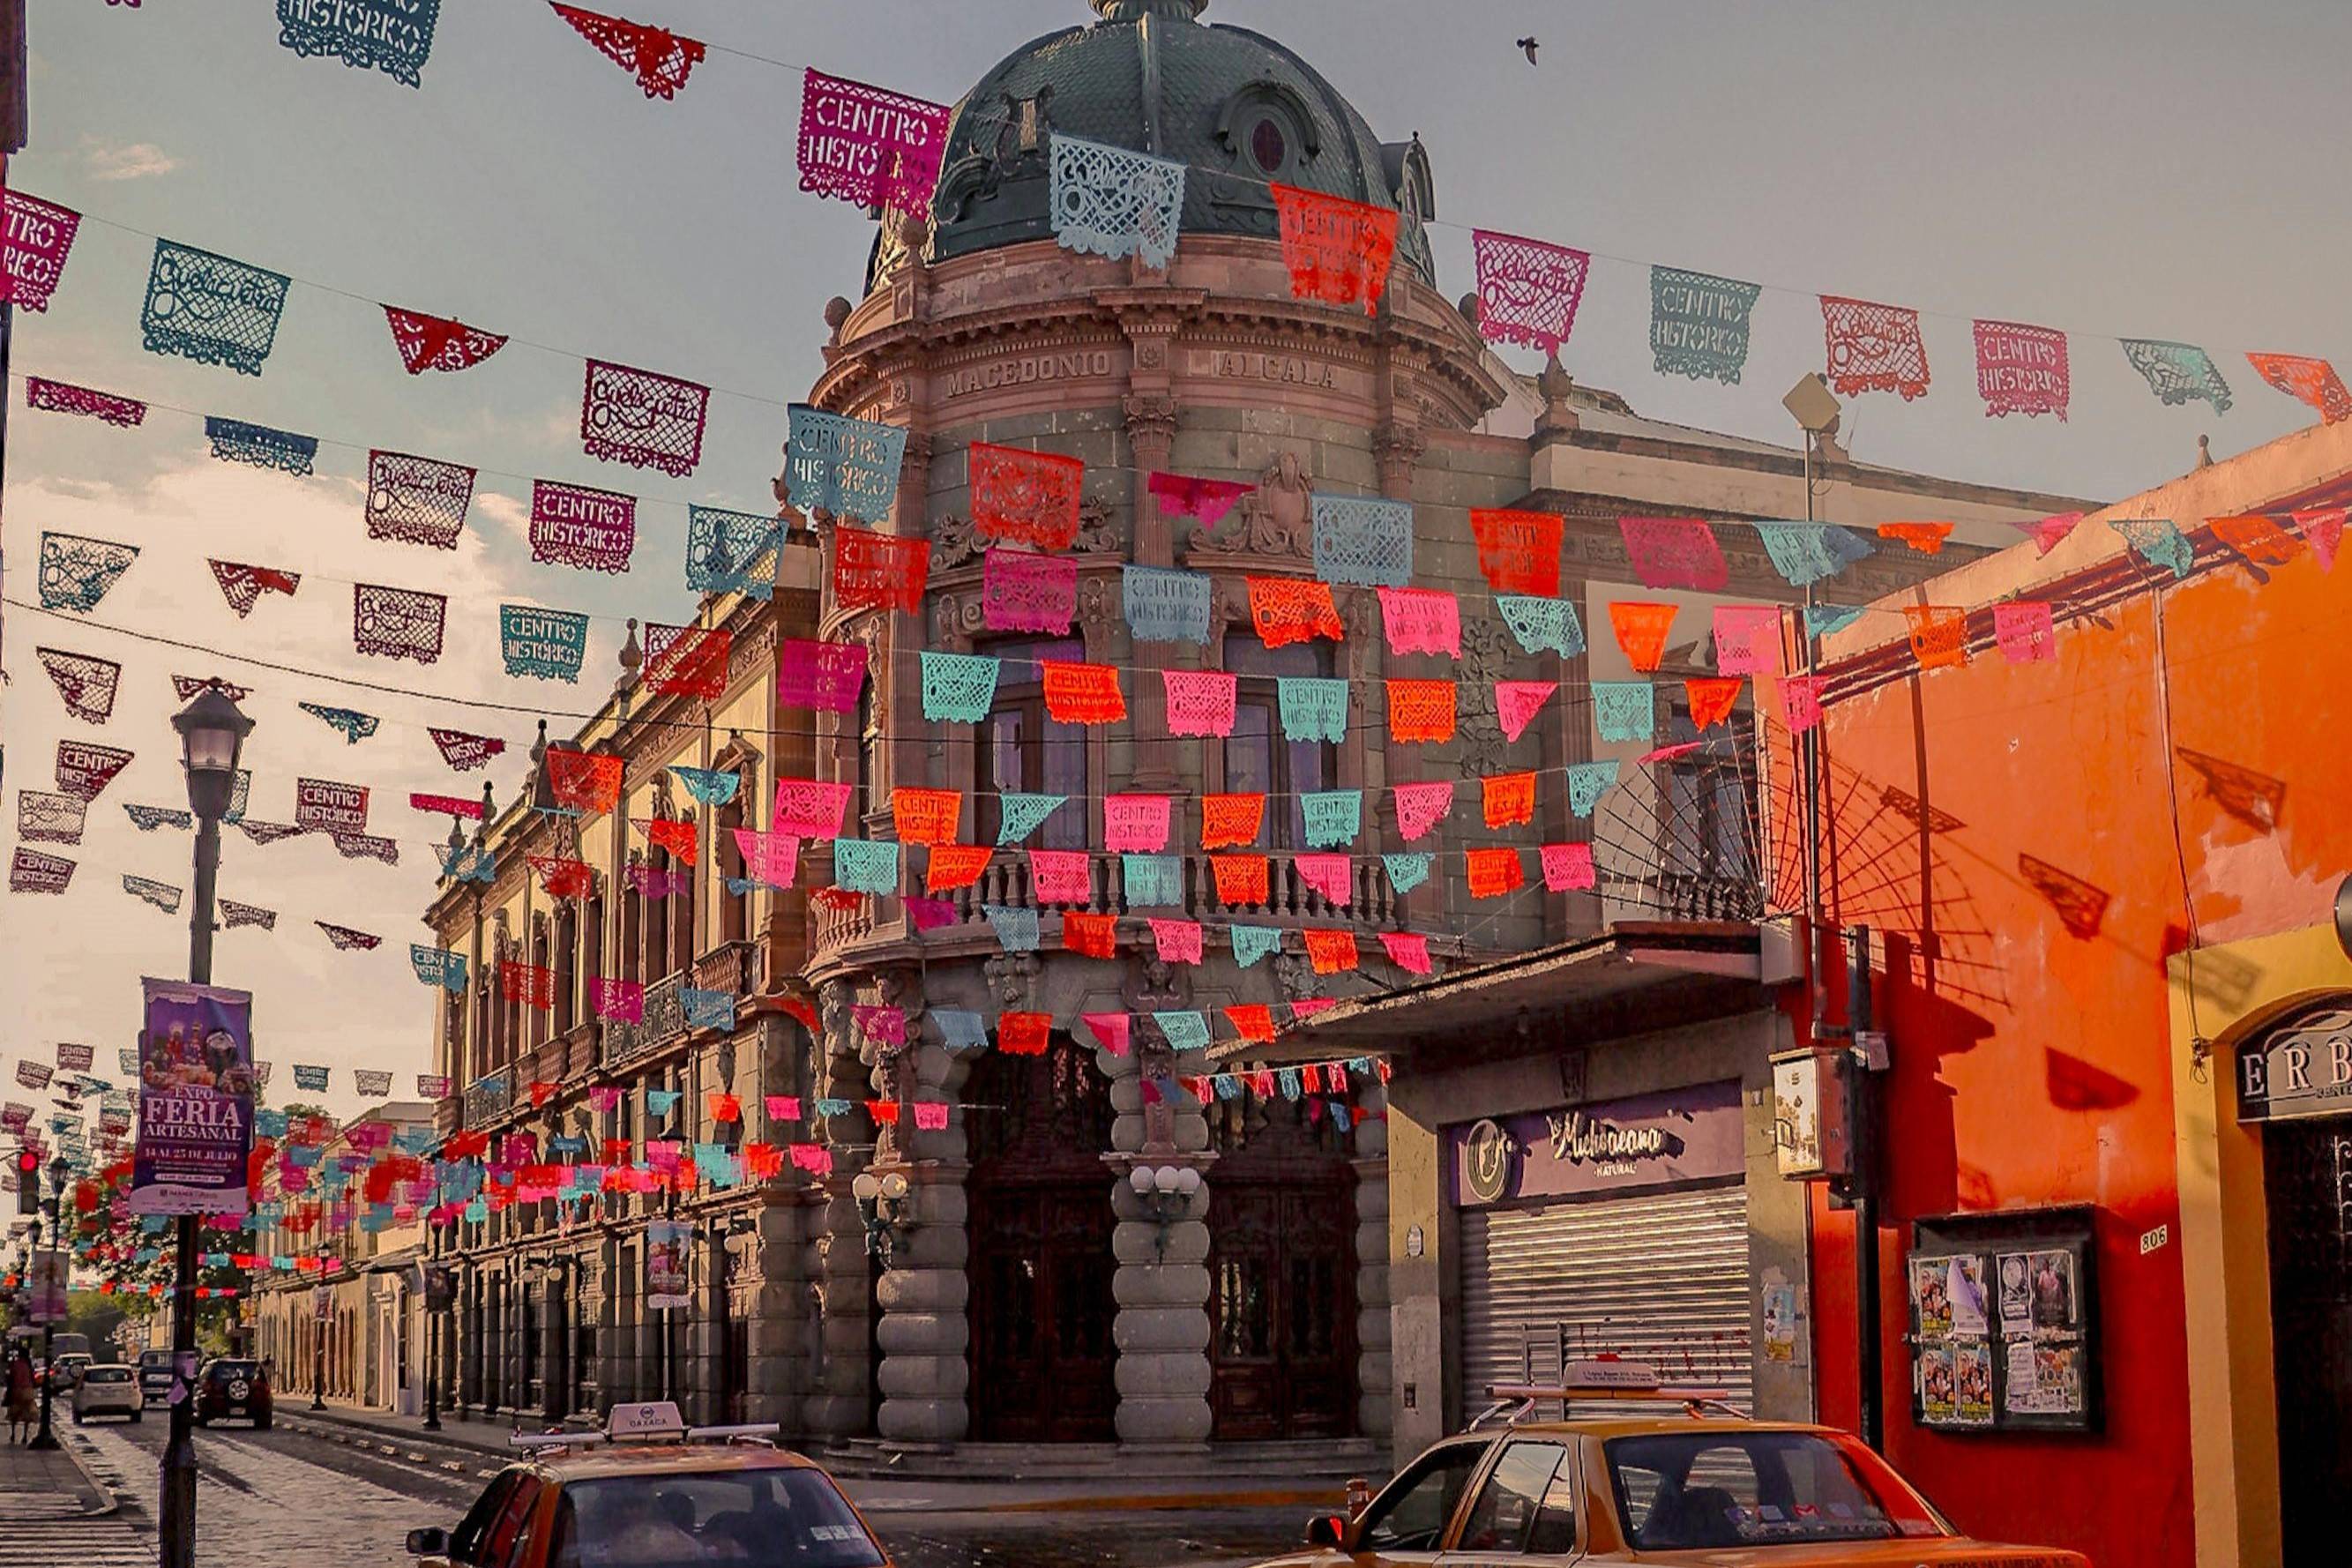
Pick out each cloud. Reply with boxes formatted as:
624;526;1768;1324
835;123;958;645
2;456;551;1125
82;139;180;182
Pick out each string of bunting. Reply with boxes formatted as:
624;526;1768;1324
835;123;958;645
19;19;2349;430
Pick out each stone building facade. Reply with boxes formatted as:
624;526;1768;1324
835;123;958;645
424;0;2084;1460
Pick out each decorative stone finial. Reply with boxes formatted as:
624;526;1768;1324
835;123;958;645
1534;350;1579;438
528;719;548;768
2197;433;2214;469
617;617;642;683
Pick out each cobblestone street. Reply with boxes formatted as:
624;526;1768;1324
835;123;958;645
61;1413;1306;1567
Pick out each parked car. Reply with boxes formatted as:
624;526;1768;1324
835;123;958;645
192;1357;272;1430
138;1348;175;1407
1255;1373;2089;1567
406;1401;890;1568
45;1352;91;1393
71;1363;141;1424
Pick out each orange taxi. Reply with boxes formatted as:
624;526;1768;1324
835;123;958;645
404;1401;892;1568
1256;1371;2089;1568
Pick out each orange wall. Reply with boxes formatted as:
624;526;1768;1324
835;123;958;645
1800;541;2351;1568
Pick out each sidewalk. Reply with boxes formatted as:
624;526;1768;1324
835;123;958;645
0;1426;152;1568
0;1425;117;1516
277;1400;1355;1514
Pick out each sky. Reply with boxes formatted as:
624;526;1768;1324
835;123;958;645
4;0;2348;1126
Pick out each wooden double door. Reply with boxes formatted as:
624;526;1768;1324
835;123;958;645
966;1035;1117;1443
1208;1103;1358;1439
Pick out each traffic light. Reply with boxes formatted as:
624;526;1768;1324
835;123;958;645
12;1149;37;1217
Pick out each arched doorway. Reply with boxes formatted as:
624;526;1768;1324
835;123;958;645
966;1032;1116;1441
1207;1094;1358;1438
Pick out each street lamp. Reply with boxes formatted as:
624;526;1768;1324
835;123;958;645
26;1153;69;1452
160;680;253;1568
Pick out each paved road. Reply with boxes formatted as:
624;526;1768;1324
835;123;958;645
70;1412;1305;1567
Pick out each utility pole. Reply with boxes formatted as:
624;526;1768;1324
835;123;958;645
1;0;32;801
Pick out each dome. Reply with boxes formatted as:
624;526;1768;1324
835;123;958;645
906;0;1436;287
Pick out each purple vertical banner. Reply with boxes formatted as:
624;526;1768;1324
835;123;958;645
130;977;256;1217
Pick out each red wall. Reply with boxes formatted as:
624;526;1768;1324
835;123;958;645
1797;543;2352;1568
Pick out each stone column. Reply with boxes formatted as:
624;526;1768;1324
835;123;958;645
872;1021;973;1445
595;1233;623;1416
804;982;877;1439
1353;1079;1393;1440
1105;969;1214;1448
746;1196;813;1430
541;1269;564;1420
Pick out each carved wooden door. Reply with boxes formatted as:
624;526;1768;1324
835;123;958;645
1208;1100;1357;1438
967;1034;1117;1442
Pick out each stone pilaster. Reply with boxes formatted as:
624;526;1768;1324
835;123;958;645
746;1197;814;1430
1105;990;1214;1446
595;1232;625;1414
1123;392;1183;791
804;982;877;1439
1353;1079;1393;1439
872;974;974;1445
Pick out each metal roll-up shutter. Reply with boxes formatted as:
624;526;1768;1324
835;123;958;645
1460;1183;1752;1422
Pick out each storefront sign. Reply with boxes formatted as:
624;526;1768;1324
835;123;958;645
1446;1080;1744;1206
2236;1004;2352;1123
130;978;256;1217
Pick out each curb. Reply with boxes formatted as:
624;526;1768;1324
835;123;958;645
855;1484;1344;1516
273;1409;511;1481
57;1430;124;1518
273;1407;1346;1518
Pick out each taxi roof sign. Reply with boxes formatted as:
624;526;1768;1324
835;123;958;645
608;1400;685;1439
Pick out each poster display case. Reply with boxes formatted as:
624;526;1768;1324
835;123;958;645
1906;1205;2100;1434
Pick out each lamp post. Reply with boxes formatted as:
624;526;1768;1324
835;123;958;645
160;681;253;1568
26;1153;67;1452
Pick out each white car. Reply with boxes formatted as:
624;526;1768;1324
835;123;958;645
72;1363;142;1423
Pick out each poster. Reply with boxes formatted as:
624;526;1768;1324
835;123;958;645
2004;1337;2087;1417
1908;1255;1955;1336
28;1251;68;1324
1997;1251;2034;1329
2026;1250;2078;1329
1917;1342;1956;1425
1760;1281;1798;1363
646;1219;691;1310
423;1262;456;1313
1945;1255;1990;1336
1954;1342;1996;1427
129;977;256;1217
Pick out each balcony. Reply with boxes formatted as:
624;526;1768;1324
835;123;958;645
463;1071;512;1127
692;938;761;997
601;970;687;1068
812;849;1400;957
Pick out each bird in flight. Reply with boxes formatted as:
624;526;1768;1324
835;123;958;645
1517;36;1540;64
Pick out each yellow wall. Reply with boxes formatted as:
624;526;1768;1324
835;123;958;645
2170;922;2352;1568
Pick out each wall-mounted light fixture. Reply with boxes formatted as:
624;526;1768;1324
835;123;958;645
1126;1164;1202;1260
851;1169;912;1264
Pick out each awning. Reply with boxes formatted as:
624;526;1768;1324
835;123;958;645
1211;922;1773;1069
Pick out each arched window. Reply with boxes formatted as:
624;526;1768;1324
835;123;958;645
621;866;643;986
500;959;520;1070
582;893;604;1012
552;903;577;1036
974;637;1088;849
717;790;749;944
671;846;696;975
1224;634;1338;849
529;916;551;1049
645;849;670;982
